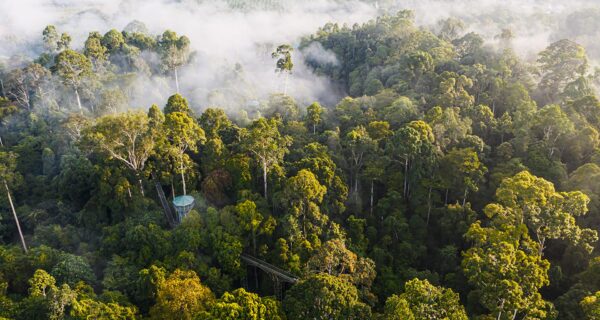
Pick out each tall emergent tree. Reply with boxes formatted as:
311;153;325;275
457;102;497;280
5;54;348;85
272;44;294;95
81;111;156;195
163;111;205;195
42;25;71;54
484;170;598;255
282;169;327;244
343;126;376;200
462;222;553;319
54;49;92;112
537;39;588;103
5;63;50;111
0;151;27;252
158;31;191;93
243;117;291;199
306;102;323;134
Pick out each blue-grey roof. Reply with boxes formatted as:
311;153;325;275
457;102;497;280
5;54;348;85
173;195;195;207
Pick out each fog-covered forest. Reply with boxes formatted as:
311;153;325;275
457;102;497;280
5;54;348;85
1;0;600;319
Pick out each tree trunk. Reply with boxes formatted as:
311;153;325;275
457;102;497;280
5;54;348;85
538;237;546;256
403;157;409;198
370;179;374;216
426;186;432;226
174;68;180;94
137;172;145;197
171;179;175;199
445;188;449;204
74;88;82;113
262;160;268;199
5;181;27;253
462;187;468;206
0;136;3;147
0;79;5;98
252;230;258;289
313;123;316;135
302;208;307;237
180;154;186;195
283;72;289;95
496;299;504;320
354;174;359;202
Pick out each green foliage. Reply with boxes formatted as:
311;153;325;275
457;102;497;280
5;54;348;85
50;253;95;286
485;170;598;255
581;291;600;320
149;269;214;320
462;222;553;319
1;10;600;320
272;44;294;74
164;93;191;115
202;288;285;320
283;273;371;320
383;278;467;320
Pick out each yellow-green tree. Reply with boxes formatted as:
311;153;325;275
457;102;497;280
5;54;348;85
163;111;206;195
242;117;291;199
383;278;467;320
150;269;214;320
485;170;598;255
54;49;92;112
462;222;553;319
581;291;600;320
81;111;155;196
201;288;285;320
283;273;370;320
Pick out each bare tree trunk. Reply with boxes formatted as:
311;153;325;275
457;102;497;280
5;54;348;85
0;79;5;98
74;88;82;113
426;186;432;226
174;68;180;94
171;179;175;199
263;160;268;199
462;187;468;206
370;179;374;216
538;236;546;256
137;172;145;197
403;158;409;198
354;174;359;202
5;181;27;253
0;136;3;147
496;300;504;320
283;72;289;95
313;123;316;135
180;154;186;195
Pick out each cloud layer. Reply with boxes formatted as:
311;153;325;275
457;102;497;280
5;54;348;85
1;0;600;111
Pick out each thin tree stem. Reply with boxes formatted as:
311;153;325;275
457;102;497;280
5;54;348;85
5;181;27;253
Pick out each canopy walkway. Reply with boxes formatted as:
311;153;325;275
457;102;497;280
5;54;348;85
240;253;298;300
240;254;298;283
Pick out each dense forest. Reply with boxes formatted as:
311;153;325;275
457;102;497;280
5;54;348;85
1;4;600;320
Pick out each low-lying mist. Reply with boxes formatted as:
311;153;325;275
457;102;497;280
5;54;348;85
1;0;600;112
